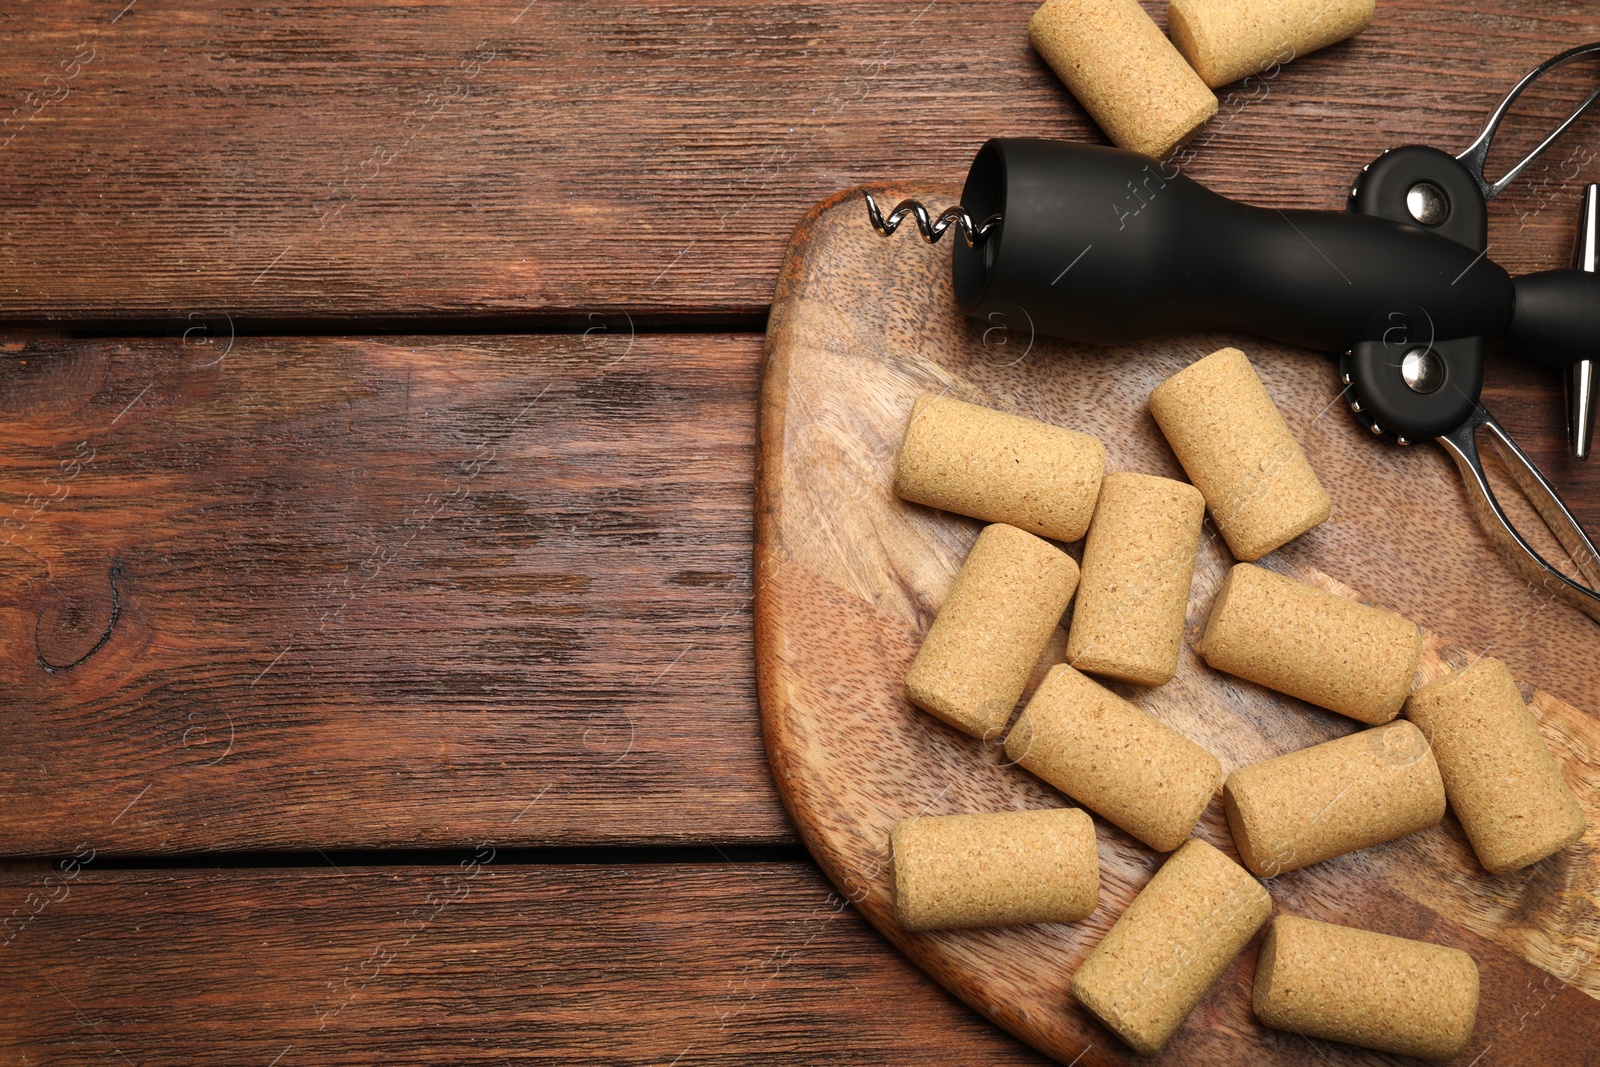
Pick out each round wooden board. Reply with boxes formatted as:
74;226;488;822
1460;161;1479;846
754;185;1600;1066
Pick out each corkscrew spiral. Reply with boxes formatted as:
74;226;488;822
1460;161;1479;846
862;192;1001;245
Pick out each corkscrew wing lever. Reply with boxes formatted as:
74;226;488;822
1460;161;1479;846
1456;40;1600;203
1439;405;1600;619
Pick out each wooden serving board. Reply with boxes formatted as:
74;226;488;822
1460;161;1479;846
754;185;1600;1066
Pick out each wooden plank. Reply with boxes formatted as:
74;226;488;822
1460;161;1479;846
755;185;1600;1063
1;333;1597;856
0;332;792;853
0;861;1050;1064
0;1;1597;322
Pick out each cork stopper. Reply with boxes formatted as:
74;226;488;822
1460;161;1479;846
1027;0;1219;160
1405;656;1587;874
1148;347;1330;561
891;807;1099;932
1253;914;1479;1061
894;393;1107;543
1067;471;1205;686
1224;720;1447;877
1199;563;1423;725
1169;0;1375;89
905;523;1080;740
1071;839;1271;1055
1005;663;1222;851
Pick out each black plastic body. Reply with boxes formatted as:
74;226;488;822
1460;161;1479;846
1509;269;1600;366
952;139;1515;353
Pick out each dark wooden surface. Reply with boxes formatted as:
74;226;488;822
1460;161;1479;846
0;333;787;854
0;1;1599;324
0;336;1590;859
3;0;1600;1062
0;862;1050;1065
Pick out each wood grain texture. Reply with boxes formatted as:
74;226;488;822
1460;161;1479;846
755;187;1600;1065
0;366;1594;868
0;332;792;853
0;1;1598;322
0;861;1052;1065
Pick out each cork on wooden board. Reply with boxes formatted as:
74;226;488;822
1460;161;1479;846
1070;838;1272;1055
1253;914;1479;1061
1199;562;1423;724
1005;663;1223;852
891;807;1099;932
893;392;1106;543
1066;471;1205;686
1169;0;1375;89
1147;346;1330;561
1224;719;1447;876
904;523;1080;740
1405;656;1588;874
1027;0;1219;159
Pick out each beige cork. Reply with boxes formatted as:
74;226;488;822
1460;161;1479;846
1027;0;1219;160
894;393;1107;543
891;807;1099;932
1224;720;1446;876
1169;0;1375;89
1006;664;1222;851
1148;347;1330;560
1071;838;1271;1055
1405;657;1587;874
1200;563;1422;725
1254;915;1479;1061
906;524;1080;740
1067;472;1206;686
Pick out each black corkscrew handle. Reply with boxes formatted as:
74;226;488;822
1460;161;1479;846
950;138;1515;354
946;137;1600;445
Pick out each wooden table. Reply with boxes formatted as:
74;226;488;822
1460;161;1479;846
2;2;1598;1062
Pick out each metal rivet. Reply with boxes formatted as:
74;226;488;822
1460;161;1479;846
1396;436;1411;446
1401;347;1445;393
1342;371;1352;385
1370;422;1385;435
1350;400;1363;413
1406;181;1449;226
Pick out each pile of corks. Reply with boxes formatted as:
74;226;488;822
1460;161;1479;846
886;346;1587;1060
1029;0;1375;158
